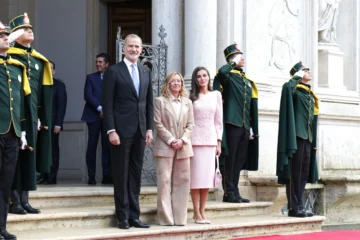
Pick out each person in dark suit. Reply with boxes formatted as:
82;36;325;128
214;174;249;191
102;34;153;229
39;60;67;184
81;53;111;185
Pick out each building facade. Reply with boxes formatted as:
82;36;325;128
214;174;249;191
1;0;360;225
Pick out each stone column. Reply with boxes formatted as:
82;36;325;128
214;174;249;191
85;0;100;74
216;0;233;70
152;0;184;73
184;0;217;82
302;0;318;90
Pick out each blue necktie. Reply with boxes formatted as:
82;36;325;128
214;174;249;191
100;74;103;80
131;64;140;96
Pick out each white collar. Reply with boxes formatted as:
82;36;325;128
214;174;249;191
123;57;137;67
169;94;181;102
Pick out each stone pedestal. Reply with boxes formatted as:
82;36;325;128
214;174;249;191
318;44;346;90
321;177;360;225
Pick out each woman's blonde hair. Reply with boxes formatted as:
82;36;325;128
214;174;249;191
160;72;188;98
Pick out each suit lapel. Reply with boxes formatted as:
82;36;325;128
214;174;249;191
118;61;138;98
164;97;176;120
138;64;144;98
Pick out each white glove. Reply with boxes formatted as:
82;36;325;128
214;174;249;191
294;70;305;78
8;28;25;43
249;127;254;140
20;131;27;150
37;118;41;130
232;54;242;65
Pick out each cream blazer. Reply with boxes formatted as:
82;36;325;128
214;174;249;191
153;96;194;159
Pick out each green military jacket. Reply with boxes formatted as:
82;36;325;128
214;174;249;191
276;76;319;184
9;43;53;175
0;56;31;137
213;61;259;171
294;83;317;143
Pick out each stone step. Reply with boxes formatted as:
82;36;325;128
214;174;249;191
29;185;219;208
14;215;326;240
7;201;273;232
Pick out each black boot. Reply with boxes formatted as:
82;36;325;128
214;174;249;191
21;191;40;214
0;230;16;240
9;191;26;215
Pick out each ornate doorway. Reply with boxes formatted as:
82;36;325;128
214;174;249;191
108;0;152;65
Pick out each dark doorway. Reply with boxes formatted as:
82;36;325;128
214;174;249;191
108;0;152;65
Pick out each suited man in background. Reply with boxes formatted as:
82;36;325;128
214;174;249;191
81;53;112;185
39;60;67;184
102;34;153;229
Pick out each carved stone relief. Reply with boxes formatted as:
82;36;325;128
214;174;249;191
268;0;299;72
318;0;342;44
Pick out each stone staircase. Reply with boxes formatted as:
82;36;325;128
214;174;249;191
8;185;325;240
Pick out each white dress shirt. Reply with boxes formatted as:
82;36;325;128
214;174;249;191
166;95;188;145
123;57;140;85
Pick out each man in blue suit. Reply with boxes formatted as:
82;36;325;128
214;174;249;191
81;53;111;185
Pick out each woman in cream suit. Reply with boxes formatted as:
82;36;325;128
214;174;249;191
189;67;223;224
153;72;195;226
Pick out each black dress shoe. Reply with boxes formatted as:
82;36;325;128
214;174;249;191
223;195;241;203
129;219;150;228
22;204;41;214
101;176;113;185
37;178;47;184
0;229;16;240
288;209;307;218
299;207;314;217
44;179;57;185
118;220;130;229
9;204;26;215
237;196;250;203
88;178;96;185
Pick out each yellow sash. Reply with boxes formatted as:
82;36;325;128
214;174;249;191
0;56;31;96
8;47;53;86
230;69;258;98
295;84;320;115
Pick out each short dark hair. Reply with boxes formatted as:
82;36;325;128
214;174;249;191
49;60;55;70
96;53;110;63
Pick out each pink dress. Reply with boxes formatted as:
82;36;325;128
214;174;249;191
190;91;223;189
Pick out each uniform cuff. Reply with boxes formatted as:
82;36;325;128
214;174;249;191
229;61;237;68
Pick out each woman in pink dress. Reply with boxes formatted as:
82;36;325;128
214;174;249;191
189;66;223;224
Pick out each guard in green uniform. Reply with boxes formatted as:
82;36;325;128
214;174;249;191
276;61;319;218
0;21;32;240
8;13;53;215
213;44;259;203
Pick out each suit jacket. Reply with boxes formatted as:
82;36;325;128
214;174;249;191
52;78;67;130
102;61;154;138
81;72;103;123
153;96;194;159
